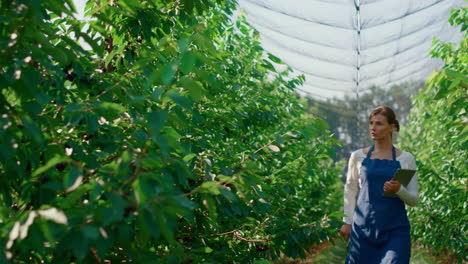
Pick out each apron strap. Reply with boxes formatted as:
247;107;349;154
366;145;375;159
392;145;397;161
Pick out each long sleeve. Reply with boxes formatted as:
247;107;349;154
395;153;419;206
343;151;360;224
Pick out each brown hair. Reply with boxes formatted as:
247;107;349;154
369;105;400;131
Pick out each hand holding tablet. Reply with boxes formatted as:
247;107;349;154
384;169;417;197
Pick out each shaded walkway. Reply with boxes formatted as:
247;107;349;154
308;239;438;264
277;238;440;264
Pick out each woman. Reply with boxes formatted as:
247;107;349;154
340;106;419;264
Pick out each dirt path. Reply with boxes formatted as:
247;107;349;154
306;239;439;264
276;239;442;264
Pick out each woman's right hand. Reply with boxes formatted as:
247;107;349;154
340;224;351;241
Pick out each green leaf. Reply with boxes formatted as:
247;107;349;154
32;155;71;178
183;153;197;162
178;38;190;51
63;166;82;190
78;32;103;55
132;129;148;143
69;232;88;260
161;62;178;85
163;126;181;141
87;114;99;133
200;181;221;195
181;78;206;101
98;102;126;114
22;115;45;145
104;49;119;68
148;110;168;132
65;103;83;112
261;60;276;72
139;208;161;240
132;176;151;205
152;87;165;101
181;51;196;74
268;53;283;64
433;80;450;100
102;193;125;224
168;93;193;109
82;225;100;240
154;208;174;244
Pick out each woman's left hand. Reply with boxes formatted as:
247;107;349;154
384;179;401;193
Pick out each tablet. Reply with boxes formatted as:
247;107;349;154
384;169;416;197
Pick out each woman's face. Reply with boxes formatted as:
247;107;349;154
369;114;394;141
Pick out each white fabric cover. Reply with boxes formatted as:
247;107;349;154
238;0;465;99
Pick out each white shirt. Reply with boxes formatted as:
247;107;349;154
343;149;419;224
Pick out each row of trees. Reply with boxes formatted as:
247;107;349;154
0;0;343;263
399;7;467;262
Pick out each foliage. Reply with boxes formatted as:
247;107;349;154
399;7;467;263
0;0;343;263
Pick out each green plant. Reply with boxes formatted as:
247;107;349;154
0;1;342;263
399;7;468;263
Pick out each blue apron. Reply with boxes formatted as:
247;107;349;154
346;145;411;264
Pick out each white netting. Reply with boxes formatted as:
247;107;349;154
238;0;465;99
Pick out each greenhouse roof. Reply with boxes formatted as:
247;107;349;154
238;0;465;99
